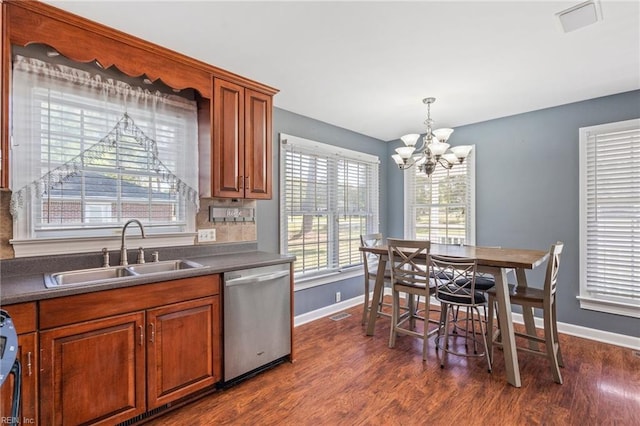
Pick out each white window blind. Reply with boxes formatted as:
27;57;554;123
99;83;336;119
10;55;198;245
280;133;379;279
579;118;640;318
404;149;475;244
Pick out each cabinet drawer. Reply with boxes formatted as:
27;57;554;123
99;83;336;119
1;302;37;334
40;275;220;329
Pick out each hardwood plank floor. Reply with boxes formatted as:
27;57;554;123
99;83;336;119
147;302;640;425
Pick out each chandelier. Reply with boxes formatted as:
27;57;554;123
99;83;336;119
392;97;473;176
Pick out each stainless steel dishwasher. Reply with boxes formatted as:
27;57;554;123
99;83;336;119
223;263;291;382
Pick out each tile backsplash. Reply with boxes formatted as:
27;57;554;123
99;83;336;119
0;190;257;260
196;198;257;244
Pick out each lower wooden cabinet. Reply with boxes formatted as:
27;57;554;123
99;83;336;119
147;297;219;408
37;276;222;425
39;312;146;426
0;332;38;425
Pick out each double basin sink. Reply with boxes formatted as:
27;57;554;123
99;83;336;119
44;259;208;288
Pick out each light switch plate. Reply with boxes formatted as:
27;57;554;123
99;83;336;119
198;228;216;242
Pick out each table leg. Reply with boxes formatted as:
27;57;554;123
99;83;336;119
516;268;539;351
494;267;521;387
366;256;387;336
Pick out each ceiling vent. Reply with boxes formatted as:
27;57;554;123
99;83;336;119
556;0;603;33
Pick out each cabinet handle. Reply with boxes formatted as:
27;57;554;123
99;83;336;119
245;175;250;190
40;349;44;372
27;351;32;376
149;323;155;343
139;325;144;346
238;175;244;189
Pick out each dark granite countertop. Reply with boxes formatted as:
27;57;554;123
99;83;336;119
0;243;295;305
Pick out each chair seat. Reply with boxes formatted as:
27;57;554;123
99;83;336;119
369;266;392;279
456;275;495;291
438;288;486;304
486;284;544;305
395;279;436;292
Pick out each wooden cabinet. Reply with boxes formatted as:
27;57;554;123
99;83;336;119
39;312;146;425
244;89;273;199
0;303;38;425
213;78;273;199
38;276;222;425
147;297;218;409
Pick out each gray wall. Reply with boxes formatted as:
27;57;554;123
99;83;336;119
261;91;639;336
387;89;640;337
257;107;388;316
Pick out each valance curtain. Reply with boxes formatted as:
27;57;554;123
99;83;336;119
10;55;199;234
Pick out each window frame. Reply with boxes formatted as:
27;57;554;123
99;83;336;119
403;148;476;244
578;118;640;318
279;133;380;287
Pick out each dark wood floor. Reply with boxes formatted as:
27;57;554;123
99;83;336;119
147;302;640;425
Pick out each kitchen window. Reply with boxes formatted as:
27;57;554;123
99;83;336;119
9;53;199;257
279;134;379;283
578;118;640;318
404;149;475;244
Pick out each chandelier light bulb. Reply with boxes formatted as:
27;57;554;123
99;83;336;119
450;145;473;162
395;146;415;159
391;154;405;165
401;133;421;147
432;128;454;143
428;141;450;157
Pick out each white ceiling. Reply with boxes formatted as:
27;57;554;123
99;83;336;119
45;1;640;141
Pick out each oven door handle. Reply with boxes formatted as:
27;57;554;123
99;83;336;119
225;271;289;287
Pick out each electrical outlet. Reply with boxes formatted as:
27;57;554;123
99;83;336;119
335;291;341;303
198;228;216;242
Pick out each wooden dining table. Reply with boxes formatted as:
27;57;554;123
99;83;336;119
359;243;549;388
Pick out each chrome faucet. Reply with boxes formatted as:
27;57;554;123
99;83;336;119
120;219;146;265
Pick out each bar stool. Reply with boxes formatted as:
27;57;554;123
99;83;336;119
487;242;565;384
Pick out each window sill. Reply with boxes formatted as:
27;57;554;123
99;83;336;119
11;233;197;258
294;268;363;291
577;295;640;319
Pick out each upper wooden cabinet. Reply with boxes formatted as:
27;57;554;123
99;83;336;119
212;79;273;199
245;89;274;199
0;0;277;192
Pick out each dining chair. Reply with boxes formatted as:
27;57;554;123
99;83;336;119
486;241;565;384
431;254;492;372
360;233;393;325
387;238;439;361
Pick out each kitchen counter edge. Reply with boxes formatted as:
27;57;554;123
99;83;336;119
0;251;296;305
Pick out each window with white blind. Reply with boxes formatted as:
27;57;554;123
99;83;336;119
404;149;475;244
579;118;640;318
280;133;379;282
10;53;198;256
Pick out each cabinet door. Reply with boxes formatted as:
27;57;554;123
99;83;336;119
244;89;273;199
213;78;245;198
0;332;38;425
146;296;219;409
40;312;146;426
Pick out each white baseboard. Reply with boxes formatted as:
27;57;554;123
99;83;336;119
510;312;639;351
294;295;365;327
294;292;640;351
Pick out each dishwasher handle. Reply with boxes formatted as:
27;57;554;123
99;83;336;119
225;270;290;287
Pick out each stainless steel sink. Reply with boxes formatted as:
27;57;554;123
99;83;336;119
45;266;135;288
126;259;206;275
44;260;207;288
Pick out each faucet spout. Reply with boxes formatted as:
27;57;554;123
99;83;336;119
120;219;146;266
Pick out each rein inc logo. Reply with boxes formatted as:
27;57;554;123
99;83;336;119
1;417;35;424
